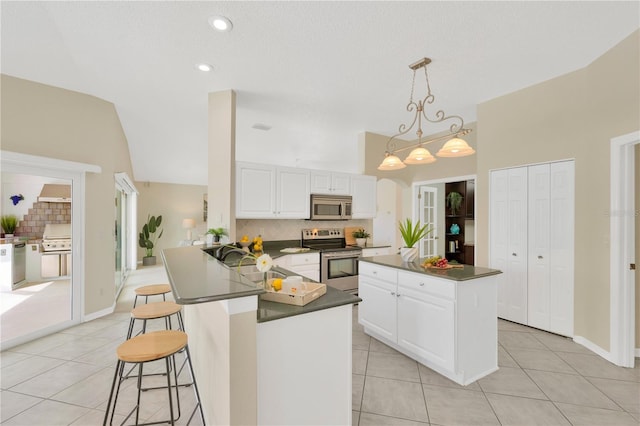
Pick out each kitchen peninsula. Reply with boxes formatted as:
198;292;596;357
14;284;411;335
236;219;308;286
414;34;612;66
162;245;360;425
358;255;501;385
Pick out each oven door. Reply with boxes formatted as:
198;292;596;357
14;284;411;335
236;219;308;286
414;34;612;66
321;251;361;293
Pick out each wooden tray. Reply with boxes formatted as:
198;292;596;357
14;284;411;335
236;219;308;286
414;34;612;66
260;281;327;306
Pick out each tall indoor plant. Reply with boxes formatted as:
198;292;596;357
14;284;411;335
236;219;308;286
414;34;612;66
399;218;432;262
139;214;163;265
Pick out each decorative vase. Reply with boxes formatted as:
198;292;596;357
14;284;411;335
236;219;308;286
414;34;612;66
142;256;156;266
355;238;367;248
400;247;418;262
450;223;460;235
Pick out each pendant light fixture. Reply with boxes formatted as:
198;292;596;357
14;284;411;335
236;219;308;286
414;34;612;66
378;57;474;171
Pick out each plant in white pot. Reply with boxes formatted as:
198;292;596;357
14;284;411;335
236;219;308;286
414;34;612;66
352;228;370;247
138;215;163;266
398;218;432;262
1;215;18;237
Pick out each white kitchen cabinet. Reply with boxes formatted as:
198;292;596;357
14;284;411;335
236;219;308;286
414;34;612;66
358;263;397;341
310;171;350;195
361;247;393;257
277;252;320;282
490;160;574;336
350;174;377;218
236;162;310;219
359;261;498;385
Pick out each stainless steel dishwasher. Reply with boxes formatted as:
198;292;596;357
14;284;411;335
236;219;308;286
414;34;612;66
12;242;26;288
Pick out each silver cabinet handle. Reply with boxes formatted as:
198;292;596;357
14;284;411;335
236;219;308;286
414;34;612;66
390;291;396;296
396;293;401;297
538;255;543;259
419;282;425;286
512;253;517;256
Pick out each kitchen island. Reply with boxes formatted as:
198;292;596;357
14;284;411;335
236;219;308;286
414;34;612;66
358;255;501;385
162;245;360;425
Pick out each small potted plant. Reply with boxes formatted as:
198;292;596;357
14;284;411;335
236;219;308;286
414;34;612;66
206;227;227;243
138;214;163;266
1;215;18;238
352;228;370;247
398;218;432;262
446;191;463;215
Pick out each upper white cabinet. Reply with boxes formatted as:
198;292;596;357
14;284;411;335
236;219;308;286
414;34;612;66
350;175;377;219
490;160;574;336
310;171;351;195
236;162;310;219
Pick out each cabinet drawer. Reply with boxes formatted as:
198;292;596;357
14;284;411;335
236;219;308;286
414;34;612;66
287;252;319;266
362;247;392;257
398;271;455;300
359;262;397;283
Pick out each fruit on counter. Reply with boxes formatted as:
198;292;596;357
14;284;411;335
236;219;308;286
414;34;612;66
240;235;250;243
252;235;263;252
272;278;282;291
433;258;449;268
422;255;441;266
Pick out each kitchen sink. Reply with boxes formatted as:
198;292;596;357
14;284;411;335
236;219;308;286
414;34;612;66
241;270;286;283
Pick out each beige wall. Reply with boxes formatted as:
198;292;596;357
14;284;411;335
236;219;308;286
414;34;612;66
1;74;135;315
476;30;640;350
135;181;208;260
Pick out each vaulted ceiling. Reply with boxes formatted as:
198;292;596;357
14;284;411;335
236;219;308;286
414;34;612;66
2;1;638;185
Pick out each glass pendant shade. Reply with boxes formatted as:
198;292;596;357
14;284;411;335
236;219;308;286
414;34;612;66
436;138;475;157
403;146;436;164
377;154;407;170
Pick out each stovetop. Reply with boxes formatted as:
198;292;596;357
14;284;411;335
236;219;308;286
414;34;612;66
301;228;362;253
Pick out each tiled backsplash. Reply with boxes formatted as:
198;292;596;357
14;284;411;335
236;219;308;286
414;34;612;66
14;201;71;240
236;219;373;242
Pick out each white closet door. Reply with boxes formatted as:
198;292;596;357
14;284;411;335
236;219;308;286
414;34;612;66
549;161;575;336
527;164;551;330
490;170;509;318
506;167;528;324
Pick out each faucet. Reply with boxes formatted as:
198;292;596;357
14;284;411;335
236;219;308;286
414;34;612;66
218;248;248;262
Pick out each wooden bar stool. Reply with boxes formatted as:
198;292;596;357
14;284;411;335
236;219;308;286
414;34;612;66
127;301;184;339
133;284;172;307
103;330;205;426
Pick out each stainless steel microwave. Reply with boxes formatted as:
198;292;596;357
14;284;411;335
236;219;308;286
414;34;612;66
310;194;352;220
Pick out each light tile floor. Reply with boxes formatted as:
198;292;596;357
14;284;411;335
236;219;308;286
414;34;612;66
1;265;639;425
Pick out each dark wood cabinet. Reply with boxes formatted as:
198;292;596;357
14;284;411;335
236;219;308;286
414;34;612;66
445;180;475;264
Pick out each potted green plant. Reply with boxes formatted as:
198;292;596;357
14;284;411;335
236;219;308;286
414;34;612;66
352;228;371;248
139;215;163;266
446;191;463;215
1;215;18;237
206;227;227;243
398;218;432;262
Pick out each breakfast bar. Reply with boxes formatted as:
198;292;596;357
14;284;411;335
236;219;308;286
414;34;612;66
358;254;502;385
162;245;360;425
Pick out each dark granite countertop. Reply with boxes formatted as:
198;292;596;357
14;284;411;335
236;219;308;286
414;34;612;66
360;255;501;281
162;245;360;323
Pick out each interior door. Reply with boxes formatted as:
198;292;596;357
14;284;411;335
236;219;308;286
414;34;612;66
506;167;528;324
419;186;437;258
490;170;509;318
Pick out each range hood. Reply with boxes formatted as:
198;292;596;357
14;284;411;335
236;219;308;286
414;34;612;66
38;184;71;203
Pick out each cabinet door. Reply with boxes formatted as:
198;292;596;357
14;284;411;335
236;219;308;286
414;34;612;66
527;164;551;330
549;160;574;336
276;167;310;218
236;163;276;218
398;288;455;371
490;169;509;318
351;175;377;218
331;173;351;195
310;171;332;194
358;277;397;342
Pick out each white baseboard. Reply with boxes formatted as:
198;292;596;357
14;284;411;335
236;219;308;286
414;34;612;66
573;335;613;362
82;302;115;322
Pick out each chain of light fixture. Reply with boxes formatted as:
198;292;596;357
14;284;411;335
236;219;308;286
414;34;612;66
378;57;474;171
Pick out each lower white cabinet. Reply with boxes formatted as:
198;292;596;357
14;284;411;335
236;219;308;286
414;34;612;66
359;261;498;385
275;252;320;282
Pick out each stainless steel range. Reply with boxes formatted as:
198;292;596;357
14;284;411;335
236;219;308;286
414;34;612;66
41;223;72;277
302;228;362;294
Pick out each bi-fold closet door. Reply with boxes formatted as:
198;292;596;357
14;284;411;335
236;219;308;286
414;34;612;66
490;160;574;337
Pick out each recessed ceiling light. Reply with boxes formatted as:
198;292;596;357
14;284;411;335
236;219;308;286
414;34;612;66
208;16;233;32
196;63;213;72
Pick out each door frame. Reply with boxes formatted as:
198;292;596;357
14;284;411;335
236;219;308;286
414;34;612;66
1;150;100;349
610;131;638;367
